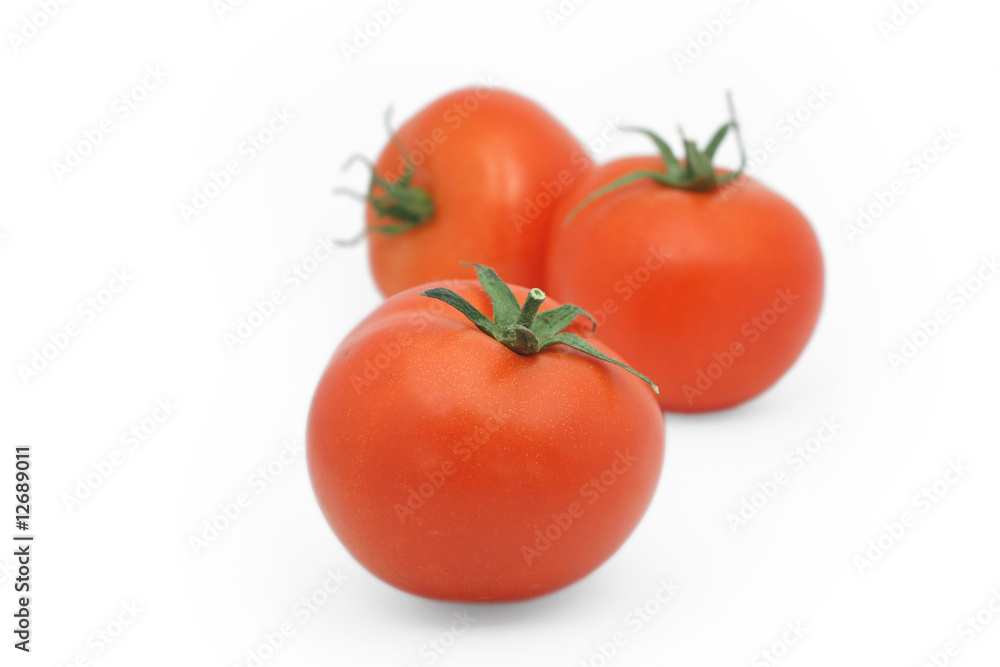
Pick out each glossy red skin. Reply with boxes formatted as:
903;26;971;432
545;157;824;413
307;280;664;601
367;88;592;297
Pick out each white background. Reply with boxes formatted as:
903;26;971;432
2;0;999;665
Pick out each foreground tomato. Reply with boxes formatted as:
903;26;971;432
341;86;593;297
307;265;663;601
545;100;824;412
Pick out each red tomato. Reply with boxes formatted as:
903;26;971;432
545;151;824;412
307;268;663;601
354;87;592;297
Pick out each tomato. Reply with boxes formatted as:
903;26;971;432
544;112;824;413
307;265;663;601
346;86;592;297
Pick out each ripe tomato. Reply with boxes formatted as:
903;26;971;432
544;114;824;412
346;86;593;297
307;265;663;601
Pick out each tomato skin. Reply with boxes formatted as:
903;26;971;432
366;88;591;297
307;281;664;601
545;157;824;412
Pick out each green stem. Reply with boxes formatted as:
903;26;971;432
419;264;659;394
565;91;747;225
333;107;436;245
516;289;546;328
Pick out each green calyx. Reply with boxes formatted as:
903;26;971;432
419;264;659;394
565;92;748;224
334;107;435;246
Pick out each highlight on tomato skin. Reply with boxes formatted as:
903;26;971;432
337;85;596;298
306;266;664;601
543;102;824;413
